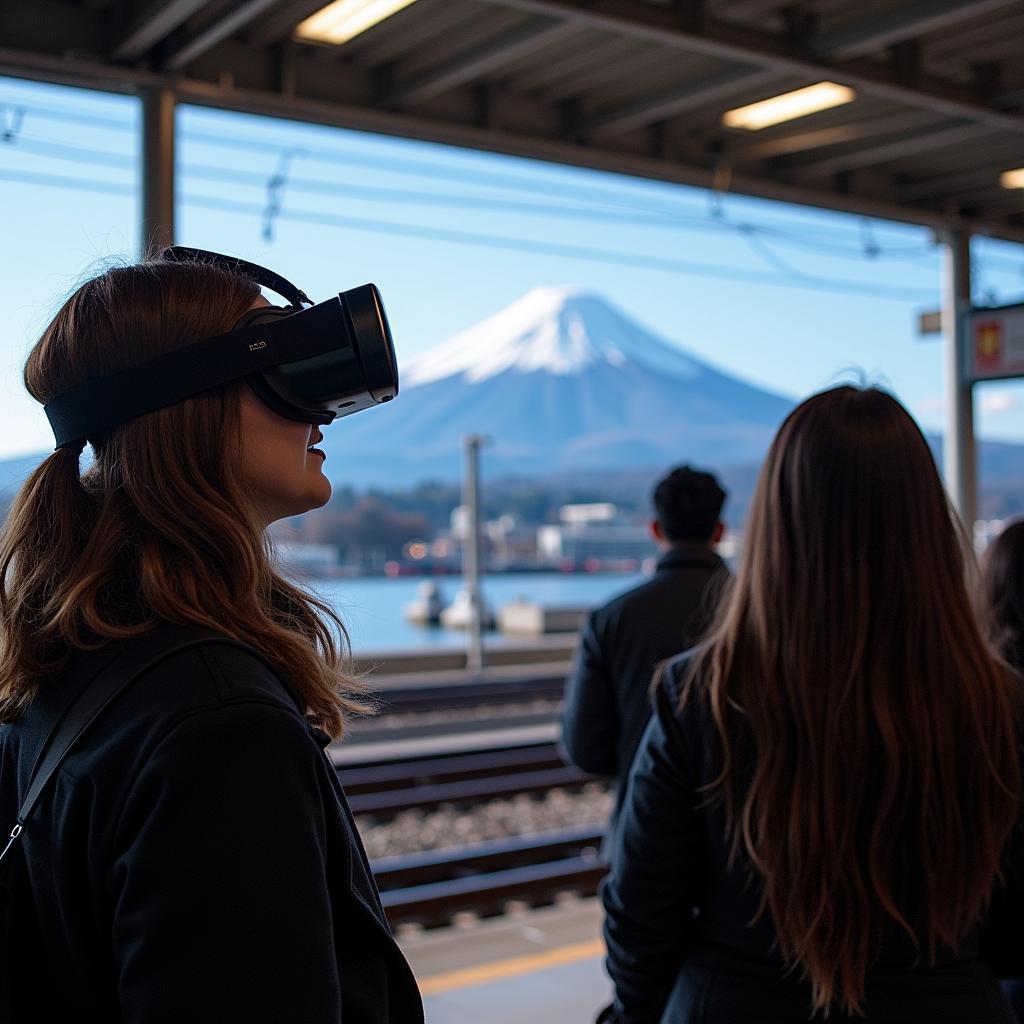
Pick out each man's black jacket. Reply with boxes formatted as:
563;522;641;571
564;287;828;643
561;543;728;829
0;624;423;1023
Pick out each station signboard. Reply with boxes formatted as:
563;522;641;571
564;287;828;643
967;302;1024;381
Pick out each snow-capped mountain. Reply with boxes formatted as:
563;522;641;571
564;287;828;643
323;287;795;483
404;286;704;385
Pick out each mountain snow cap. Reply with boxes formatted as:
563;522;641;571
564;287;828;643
404;286;704;387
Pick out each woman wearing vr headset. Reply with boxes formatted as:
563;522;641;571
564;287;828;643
0;250;421;1022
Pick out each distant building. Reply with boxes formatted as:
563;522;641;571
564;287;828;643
447;506;538;568
275;541;341;576
538;505;654;565
559;502;618;524
486;515;538;567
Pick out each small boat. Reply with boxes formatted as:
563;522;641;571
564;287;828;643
403;581;448;625
439;587;495;630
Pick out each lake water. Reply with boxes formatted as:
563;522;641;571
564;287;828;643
308;572;646;652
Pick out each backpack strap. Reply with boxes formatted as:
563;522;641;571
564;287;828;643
2;625;240;858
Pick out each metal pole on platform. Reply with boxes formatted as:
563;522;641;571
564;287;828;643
941;228;976;532
141;87;176;254
462;435;486;674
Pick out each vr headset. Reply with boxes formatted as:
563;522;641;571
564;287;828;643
44;246;398;451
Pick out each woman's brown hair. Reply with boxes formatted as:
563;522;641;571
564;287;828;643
0;256;362;738
684;385;1020;1015
981;518;1024;672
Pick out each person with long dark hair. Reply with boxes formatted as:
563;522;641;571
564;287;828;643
981;518;1024;1021
602;385;1024;1023
0;254;423;1022
983;519;1024;672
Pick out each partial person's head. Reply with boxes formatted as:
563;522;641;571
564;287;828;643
981;518;1024;671
740;385;959;601
650;465;726;548
0;255;359;735
687;385;1020;1016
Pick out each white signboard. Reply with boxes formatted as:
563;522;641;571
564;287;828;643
967;303;1024;381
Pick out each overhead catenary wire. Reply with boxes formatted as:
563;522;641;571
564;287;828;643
2;98;1022;298
184;192;937;302
0;98;964;261
0;165;960;303
1;127;960;269
0;160;937;300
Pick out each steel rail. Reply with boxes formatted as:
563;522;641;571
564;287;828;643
348;765;600;818
373;676;566;715
339;742;567;795
373;824;604;890
379;856;606;928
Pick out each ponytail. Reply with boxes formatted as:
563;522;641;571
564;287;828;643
0;446;100;719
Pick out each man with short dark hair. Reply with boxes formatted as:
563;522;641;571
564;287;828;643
561;465;730;853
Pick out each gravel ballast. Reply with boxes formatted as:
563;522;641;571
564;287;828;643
357;783;612;859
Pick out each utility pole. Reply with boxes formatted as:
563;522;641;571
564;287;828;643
941;229;976;531
141;87;176;253
462;435;487;674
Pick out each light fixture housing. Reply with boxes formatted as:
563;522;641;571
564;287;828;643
722;82;856;131
1001;167;1024;189
295;0;419;45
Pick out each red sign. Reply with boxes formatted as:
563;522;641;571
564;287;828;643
967;304;1024;381
974;320;1003;369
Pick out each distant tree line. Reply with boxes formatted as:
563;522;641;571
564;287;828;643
279;459;1024;563
2;459;1020;563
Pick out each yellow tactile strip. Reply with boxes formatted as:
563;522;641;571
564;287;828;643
419;939;605;996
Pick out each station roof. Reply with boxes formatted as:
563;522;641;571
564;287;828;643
2;0;1024;242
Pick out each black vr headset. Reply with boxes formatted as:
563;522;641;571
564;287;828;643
44;246;399;452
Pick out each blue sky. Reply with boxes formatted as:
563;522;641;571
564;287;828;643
2;73;1024;462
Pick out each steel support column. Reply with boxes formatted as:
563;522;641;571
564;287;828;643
462;435;487;674
141;87;176;253
941;229;976;531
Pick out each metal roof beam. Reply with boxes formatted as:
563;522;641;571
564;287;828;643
515;35;642;94
247;0;326;46
810;0;1021;60
783;119;999;178
163;0;281;70
577;0;1023;139
900;159;1024;202
356;2;479;66
587;65;779;139
2;35;1023;243
718;1;787;23
482;0;1024;136
384;15;578;104
113;0;210;61
730;110;931;162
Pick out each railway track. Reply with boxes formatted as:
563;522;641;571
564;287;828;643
340;671;567;750
340;740;602;819
335;687;609;928
371;673;566;716
372;825;606;928
340;741;569;794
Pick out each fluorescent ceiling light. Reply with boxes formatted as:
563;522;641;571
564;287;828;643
1001;167;1024;189
295;0;419;45
723;82;856;131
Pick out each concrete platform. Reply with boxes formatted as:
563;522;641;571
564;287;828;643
400;898;610;1024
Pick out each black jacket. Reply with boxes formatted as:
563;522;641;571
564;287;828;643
561;544;728;826
0;624;423;1024
602;652;1024;1024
